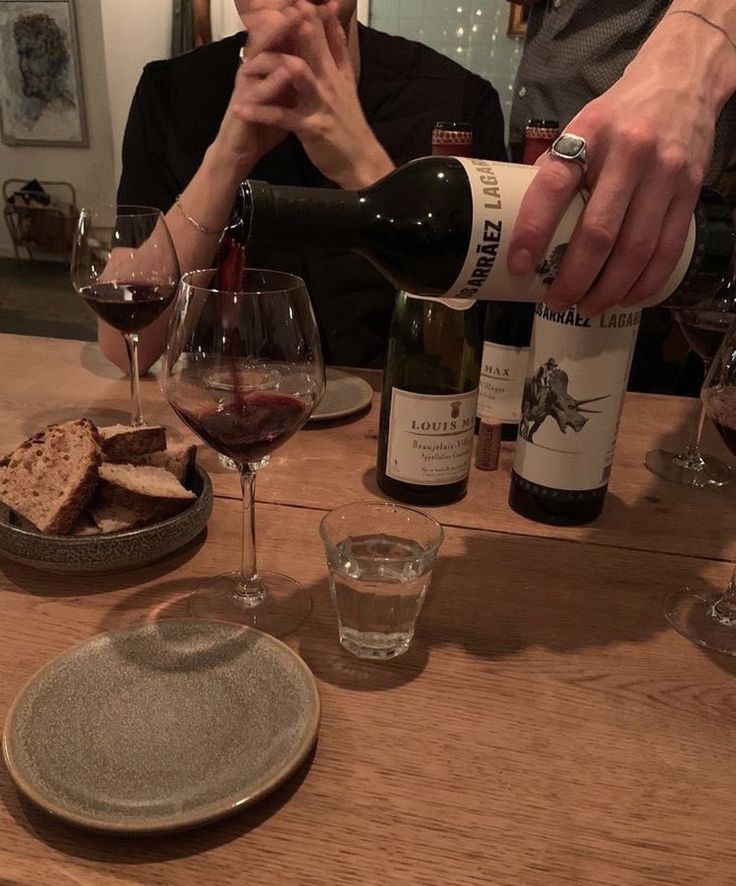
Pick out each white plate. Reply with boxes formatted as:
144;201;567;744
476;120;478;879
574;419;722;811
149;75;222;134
310;368;374;422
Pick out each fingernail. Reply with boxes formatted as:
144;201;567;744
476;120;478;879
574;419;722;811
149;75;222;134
508;248;534;276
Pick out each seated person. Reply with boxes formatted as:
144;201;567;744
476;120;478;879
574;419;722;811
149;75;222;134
100;0;507;373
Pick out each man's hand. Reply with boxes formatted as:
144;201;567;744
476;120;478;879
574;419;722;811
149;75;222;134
229;0;394;189
508;13;733;315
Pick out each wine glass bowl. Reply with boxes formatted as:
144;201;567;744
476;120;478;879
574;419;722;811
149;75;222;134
666;321;736;653
71;205;179;426
644;284;736;487
163;268;325;634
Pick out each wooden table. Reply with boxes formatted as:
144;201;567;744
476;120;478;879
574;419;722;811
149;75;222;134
1;334;736;885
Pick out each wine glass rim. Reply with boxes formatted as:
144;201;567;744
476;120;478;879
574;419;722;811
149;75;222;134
79;204;165;218
180;267;308;297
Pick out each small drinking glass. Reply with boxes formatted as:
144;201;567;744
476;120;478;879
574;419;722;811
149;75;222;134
163;268;325;635
71;205;179;427
319;501;444;660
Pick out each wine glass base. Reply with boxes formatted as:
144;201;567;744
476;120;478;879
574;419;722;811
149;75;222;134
666;587;736;655
644;449;733;487
188;571;311;637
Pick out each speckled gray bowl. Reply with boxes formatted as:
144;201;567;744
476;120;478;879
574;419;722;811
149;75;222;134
0;466;213;574
3;619;321;834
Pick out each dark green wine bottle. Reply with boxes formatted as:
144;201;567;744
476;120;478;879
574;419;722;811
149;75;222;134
376;293;482;505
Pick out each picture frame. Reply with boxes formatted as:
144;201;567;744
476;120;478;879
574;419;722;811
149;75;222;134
508;3;530;38
0;0;88;147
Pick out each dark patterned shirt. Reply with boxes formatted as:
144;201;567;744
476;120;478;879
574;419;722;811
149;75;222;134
510;0;736;184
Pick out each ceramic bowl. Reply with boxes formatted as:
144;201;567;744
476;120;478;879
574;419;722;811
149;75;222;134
0;466;213;574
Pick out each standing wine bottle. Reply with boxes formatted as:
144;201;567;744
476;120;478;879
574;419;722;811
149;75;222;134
477;121;560;442
508;303;641;525
376;123;481;506
242;158;734;309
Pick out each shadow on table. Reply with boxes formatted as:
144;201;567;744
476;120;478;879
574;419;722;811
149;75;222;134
0;533;206;599
0;746;316;865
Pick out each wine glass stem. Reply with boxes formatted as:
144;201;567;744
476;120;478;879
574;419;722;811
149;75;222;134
237;467;266;606
674;400;708;470
711;569;736;626
124;333;144;428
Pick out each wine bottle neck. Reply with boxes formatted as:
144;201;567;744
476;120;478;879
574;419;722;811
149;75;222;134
242;180;362;251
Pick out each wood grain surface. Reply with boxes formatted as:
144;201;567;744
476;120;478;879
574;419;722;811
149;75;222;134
2;334;734;562
2;496;736;885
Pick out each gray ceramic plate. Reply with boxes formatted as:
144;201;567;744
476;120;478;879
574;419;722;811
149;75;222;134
310;368;373;421
0;465;213;574
3;619;321;834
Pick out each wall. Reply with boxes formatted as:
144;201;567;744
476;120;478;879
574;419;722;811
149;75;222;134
0;1;116;259
369;0;524;139
100;0;173;191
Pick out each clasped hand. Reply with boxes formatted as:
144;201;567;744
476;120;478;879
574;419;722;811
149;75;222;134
223;0;393;189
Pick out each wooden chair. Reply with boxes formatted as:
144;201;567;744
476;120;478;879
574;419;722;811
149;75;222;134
3;179;79;261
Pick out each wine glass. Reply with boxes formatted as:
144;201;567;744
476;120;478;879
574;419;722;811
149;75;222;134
666;319;736;653
163;268;325;635
644;275;736;486
71;206;180;427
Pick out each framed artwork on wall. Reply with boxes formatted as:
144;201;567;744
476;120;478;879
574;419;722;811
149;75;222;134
508;3;530;38
0;0;88;147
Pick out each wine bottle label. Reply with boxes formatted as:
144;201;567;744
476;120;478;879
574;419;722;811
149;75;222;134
477;341;529;423
386;387;478;486
512;304;641;493
405;293;477;310
445;158;696;306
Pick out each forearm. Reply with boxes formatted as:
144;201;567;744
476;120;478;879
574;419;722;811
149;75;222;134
164;138;257;276
641;2;736;114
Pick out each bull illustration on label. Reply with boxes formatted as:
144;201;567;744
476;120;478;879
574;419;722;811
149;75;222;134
520;359;608;442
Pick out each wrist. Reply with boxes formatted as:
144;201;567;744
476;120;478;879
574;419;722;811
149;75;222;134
339;148;395;190
206;130;259;184
646;13;736;114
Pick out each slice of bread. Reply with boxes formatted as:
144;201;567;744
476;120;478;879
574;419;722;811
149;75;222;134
130;444;197;483
0;419;101;534
100;424;167;463
91;463;195;532
69;513;101;536
98;463;196;501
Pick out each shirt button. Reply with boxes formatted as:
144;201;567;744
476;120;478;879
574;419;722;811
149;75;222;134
553;0;562;6
518;86;527;98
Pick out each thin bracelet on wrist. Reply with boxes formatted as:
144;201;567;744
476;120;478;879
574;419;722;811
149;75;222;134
174;194;224;237
666;10;736;53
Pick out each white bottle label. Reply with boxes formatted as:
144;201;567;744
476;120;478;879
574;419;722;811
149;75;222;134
512;304;641;492
477;341;529;423
445;158;696;306
386;387;478;486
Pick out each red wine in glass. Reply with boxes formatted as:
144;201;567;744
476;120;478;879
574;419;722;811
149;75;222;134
172;390;313;465
703;387;736;455
81;282;176;335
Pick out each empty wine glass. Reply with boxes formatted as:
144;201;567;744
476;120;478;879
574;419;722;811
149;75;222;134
645;271;736;487
163;268;325;635
666;320;736;653
72;206;180;426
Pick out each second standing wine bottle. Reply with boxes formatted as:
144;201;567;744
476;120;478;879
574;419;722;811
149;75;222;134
477;121;559;442
377;123;482;505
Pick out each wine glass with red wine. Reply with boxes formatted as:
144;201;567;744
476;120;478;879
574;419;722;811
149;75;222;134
71;206;179;427
163;268;325;635
644;268;736;487
666;319;736;653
